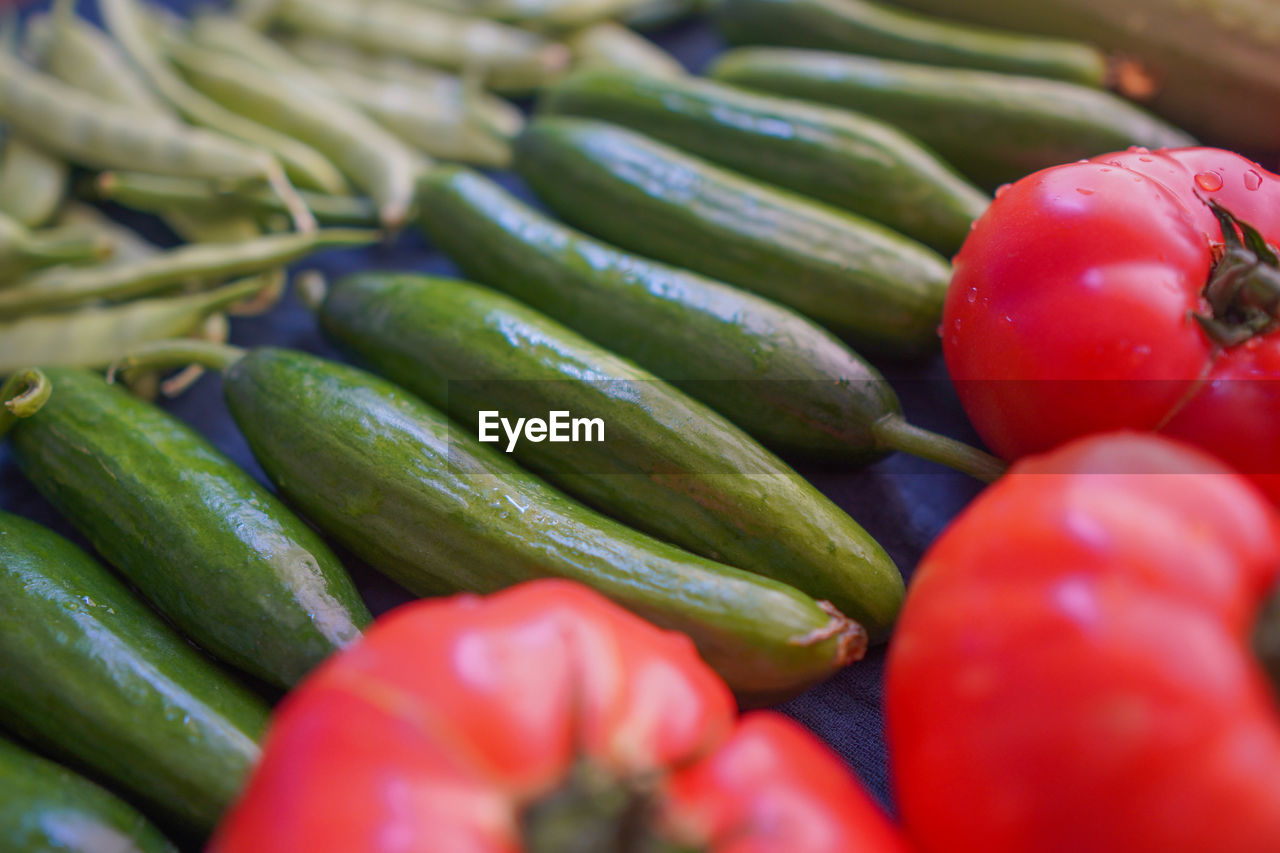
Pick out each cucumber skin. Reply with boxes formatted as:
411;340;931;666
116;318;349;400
710;48;1196;189
539;68;989;253
224;347;860;703
417;165;898;461
0;736;177;853
513;116;951;357
321;273;903;637
713;0;1105;86
9;367;370;688
0;512;268;832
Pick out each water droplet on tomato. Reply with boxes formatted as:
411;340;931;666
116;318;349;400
995;183;1012;198
966;288;977;303
1128;146;1150;154
1195;170;1224;191
1107;160;1123;167
1139;156;1154;163
1076;187;1094;195
1244;170;1263;191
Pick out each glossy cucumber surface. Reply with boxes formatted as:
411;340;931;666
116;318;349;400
710;48;1195;188
223;347;865;703
713;0;1106;85
539;68;988;252
9;367;370;688
0;511;268;831
514;116;952;356
0;736;177;853
321;273;904;637
416;165;901;461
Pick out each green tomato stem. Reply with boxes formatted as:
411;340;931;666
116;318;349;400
872;415;1005;482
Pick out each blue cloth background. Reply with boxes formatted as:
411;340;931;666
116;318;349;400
2;0;989;815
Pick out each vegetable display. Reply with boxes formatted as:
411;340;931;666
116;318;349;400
942;147;1280;502
212;580;908;853
887;432;1280;852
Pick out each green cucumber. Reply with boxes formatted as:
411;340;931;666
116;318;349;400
712;0;1106;85
887;0;1280;153
539;68;988;252
416;166;1001;480
9;367;370;688
513;117;951;356
0;736;177;853
116;343;866;704
321;273;904;637
0;512;268;831
709;48;1195;189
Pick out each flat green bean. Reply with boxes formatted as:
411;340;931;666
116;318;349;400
399;0;636;31
0;276;271;373
56;202;160;266
567;21;685;76
99;0;348;199
27;6;172;115
92;171;380;227
0;228;377;318
0;135;68;228
171;41;423;229
283;35;524;138
269;0;571;92
0;211;112;283
161;207;262;243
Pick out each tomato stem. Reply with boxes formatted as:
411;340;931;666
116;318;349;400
1253;579;1280;700
872;415;1006;482
1194;200;1280;347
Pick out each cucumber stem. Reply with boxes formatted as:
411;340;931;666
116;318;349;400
872;415;1005;482
0;368;51;436
106;339;246;386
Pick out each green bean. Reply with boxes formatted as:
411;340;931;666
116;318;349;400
0;368;50;438
403;0;637;31
268;0;571;92
0;211;112;283
0;134;68;228
0;55;314;233
56;202;160;266
617;0;709;29
283;35;525;139
0;228;377;318
98;0;348;200
26;6;172;115
161;207;262;244
567;21;685;76
0;276;272;374
92;171;380;227
171;42;424;229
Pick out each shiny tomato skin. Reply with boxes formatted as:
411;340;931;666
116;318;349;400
211;580;904;853
886;433;1280;853
944;147;1280;501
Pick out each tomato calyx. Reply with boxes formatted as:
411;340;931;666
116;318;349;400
520;762;699;853
1253;580;1280;700
1194;200;1280;347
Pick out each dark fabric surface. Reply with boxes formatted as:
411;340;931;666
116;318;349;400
1;0;989;814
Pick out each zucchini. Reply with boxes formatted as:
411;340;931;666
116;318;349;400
0;736;176;853
416;166;1000;481
114;343;865;704
8;367;370;688
0;511;268;831
712;0;1106;85
710;48;1196;189
321;273;904;636
513;116;951;356
539;68;988;252
887;0;1280;153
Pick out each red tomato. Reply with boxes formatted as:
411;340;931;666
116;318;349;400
211;580;906;853
887;433;1280;853
943;146;1280;501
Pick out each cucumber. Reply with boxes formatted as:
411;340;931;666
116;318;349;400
709;48;1196;189
513;117;951;356
210;346;865;704
887;0;1280;153
712;0;1106;85
8;367;370;688
539;68;988;252
0;512;268;831
0;736;176;853
321;273;904;637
